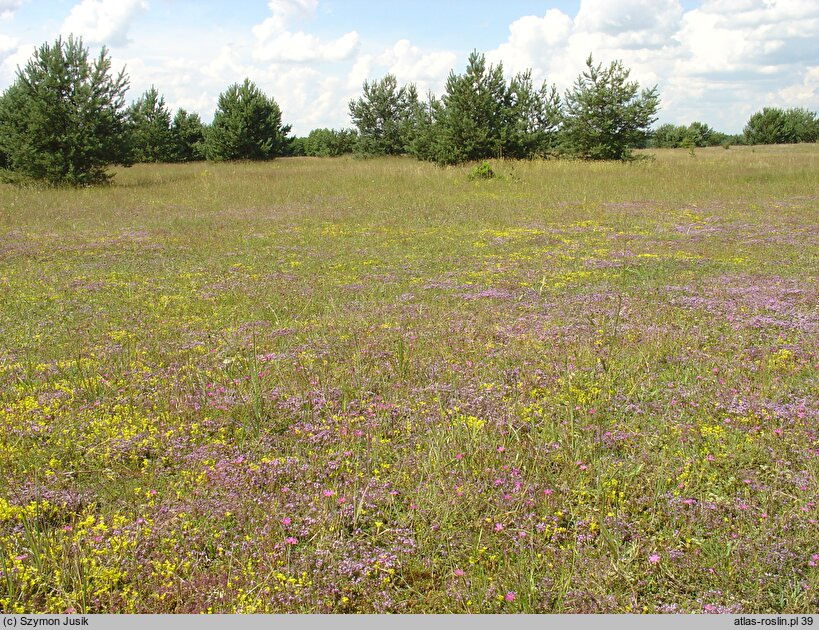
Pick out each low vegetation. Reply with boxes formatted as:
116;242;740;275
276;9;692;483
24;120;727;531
1;145;817;613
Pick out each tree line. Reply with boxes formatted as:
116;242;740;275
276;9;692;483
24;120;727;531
0;36;816;186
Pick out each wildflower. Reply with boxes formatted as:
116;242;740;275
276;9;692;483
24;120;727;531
284;537;298;545
497;446;505;453
455;453;464;460
649;554;660;564
505;592;516;602
543;488;553;496
494;523;504;532
454;569;465;577
809;554;819;568
322;489;334;497
281;517;291;526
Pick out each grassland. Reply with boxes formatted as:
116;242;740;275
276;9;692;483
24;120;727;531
0;145;817;613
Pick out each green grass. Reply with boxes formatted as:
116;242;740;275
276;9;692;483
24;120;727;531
0;145;817;613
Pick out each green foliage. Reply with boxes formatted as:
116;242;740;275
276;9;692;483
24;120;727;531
127;87;174;163
652;121;728;148
651;123;687;148
349;74;418;156
205;79;291;161
468;161;495;180
170;109;206;162
303;128;357;157
288;137;307;157
503;70;561;159
428;52;509;165
408;52;559;165
744;107;818;145
561;55;659;160
0;36;131;186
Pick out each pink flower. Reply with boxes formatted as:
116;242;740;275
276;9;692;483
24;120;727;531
494;523;504;532
455;453;464;460
497;446;505;453
543;488;553;496
281;517;291;526
504;592;516;602
284;536;298;545
454;569;465;577
322;489;334;497
649;554;660;564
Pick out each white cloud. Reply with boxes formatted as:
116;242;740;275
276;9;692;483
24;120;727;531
4;0;815;137
378;40;457;89
0;0;21;20
253;30;359;63
61;0;148;47
252;0;358;63
487;9;573;77
0;33;16;56
482;0;819;132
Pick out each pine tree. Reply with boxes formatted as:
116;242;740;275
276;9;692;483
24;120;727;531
562;55;659;160
0;36;131;185
348;75;418;156
127;86;174;163
205;79;291;161
504;70;561;159
170;109;206;162
432;51;509;165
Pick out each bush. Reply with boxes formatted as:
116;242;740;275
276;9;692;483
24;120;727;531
304;128;357;157
0;36;131;186
468;161;495;180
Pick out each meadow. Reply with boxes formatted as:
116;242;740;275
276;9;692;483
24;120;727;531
0;145;817;613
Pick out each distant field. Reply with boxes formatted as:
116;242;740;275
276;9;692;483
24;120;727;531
0;145;817;613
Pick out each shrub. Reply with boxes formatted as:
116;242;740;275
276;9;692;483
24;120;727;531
468;161;495;180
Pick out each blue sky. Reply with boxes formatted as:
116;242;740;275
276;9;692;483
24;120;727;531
1;0;817;134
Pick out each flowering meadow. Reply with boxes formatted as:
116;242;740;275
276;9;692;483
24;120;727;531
0;145;817;613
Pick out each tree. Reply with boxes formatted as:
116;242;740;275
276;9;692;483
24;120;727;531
205;79;291;161
503;70;561;159
0;36;131;185
170;109;206;162
782;107;819;143
651;123;687;148
562;55;659;160
127;86;174;163
685;121;715;147
430;51;509;165
744;107;787;145
303;128;357;157
349;74;418;156
745;107;818;144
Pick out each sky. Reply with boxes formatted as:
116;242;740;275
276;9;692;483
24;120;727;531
0;0;817;135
